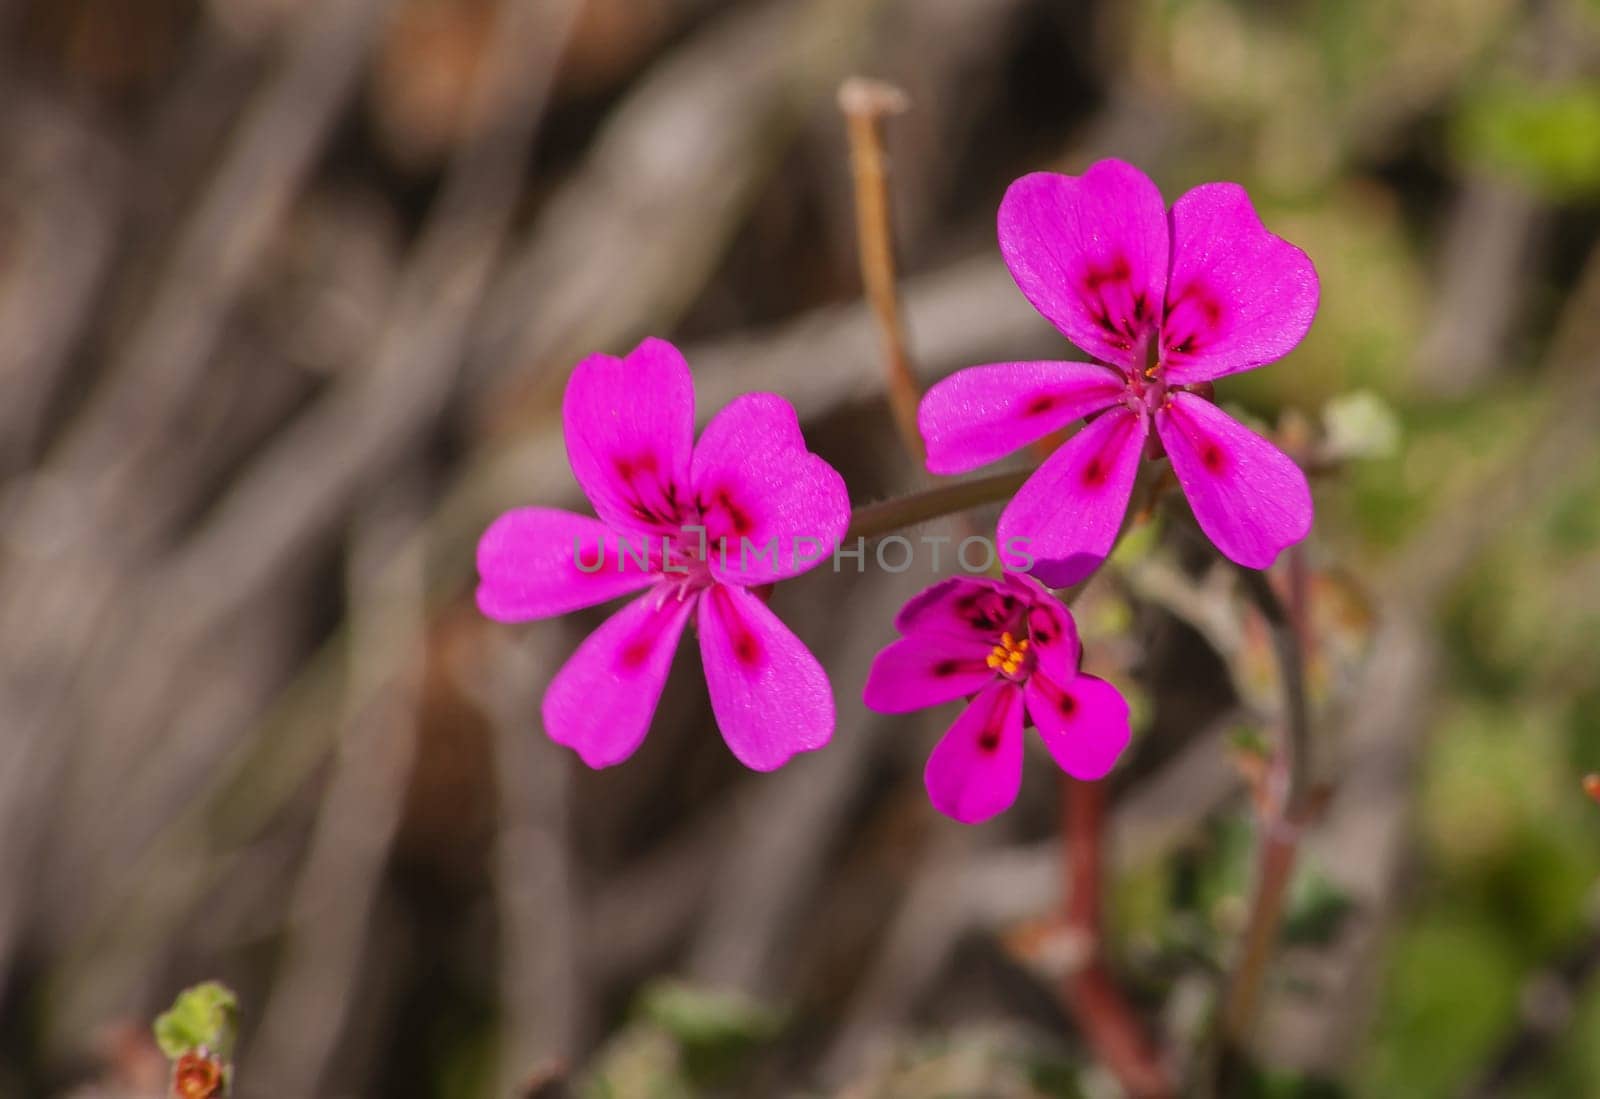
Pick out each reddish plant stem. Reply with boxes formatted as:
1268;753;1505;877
1219;825;1300;1044
1061;777;1176;1098
1050;480;1174;1096
1063;778;1105;933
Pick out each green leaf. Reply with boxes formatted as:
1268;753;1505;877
637;981;783;1050
1227;724;1272;761
1455;80;1600;199
1283;864;1356;946
153;981;238;1060
578;1026;694;1099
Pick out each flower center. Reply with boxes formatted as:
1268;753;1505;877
985;631;1032;679
648;524;721;605
1141;328;1162;378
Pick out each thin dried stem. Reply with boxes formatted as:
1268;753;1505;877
838;77;923;465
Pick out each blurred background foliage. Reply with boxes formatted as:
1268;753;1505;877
1;0;1599;1096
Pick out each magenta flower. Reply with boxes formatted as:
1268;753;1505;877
475;338;850;771
918;159;1318;586
863;572;1131;823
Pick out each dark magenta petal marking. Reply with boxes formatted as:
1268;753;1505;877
708;586;767;672
616;632;656;671
954;589;1024;635
1162;281;1226;356
1077;253;1155;352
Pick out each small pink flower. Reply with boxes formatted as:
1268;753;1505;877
476;338;850;771
918;159;1318;586
863;572;1131;823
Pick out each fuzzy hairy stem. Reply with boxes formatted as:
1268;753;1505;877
844;468;1032;541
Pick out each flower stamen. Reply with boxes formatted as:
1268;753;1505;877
985;631;1032;678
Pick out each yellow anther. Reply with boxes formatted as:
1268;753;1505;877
986;632;1031;678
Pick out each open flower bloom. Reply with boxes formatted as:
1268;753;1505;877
863;572;1131;823
476;338;850;771
918;159;1318;586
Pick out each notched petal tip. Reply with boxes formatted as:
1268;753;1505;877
628;335;691;367
693;393;851;586
998;162;1169;370
1161;182;1320;384
1156;393;1313;570
562;339;697;535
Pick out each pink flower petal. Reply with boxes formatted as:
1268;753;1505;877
996;407;1147;588
1024;673;1131;780
917;360;1124;474
476;507;658;621
698;584;834;771
563;338;696;534
1156;392;1312;570
894;576;1027;643
1160;183;1319;384
924;681;1026;824
541;589;693;768
997;161;1169;371
862;636;998;713
690;394;850;586
1021;591;1081;685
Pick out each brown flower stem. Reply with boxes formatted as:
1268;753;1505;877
1061;778;1176;1098
845;468;1032;541
838;77;923;466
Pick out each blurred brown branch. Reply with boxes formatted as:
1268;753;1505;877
0;1;1596;1095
